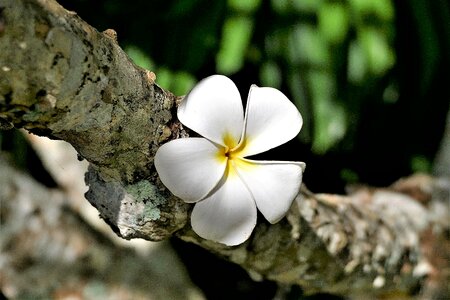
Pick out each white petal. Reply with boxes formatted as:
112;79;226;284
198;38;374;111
239;85;302;157
178;75;244;147
191;170;257;246
154;138;226;203
235;158;305;223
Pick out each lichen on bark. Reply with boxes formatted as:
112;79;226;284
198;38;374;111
0;0;175;182
0;0;189;239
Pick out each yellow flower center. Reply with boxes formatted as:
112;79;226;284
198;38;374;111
216;132;254;177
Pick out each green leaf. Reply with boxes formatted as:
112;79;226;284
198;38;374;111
155;67;172;90
349;0;394;21
171;72;197;96
124;45;154;70
292;0;324;13
259;61;282;88
411;155;431;173
288;24;329;66
228;0;261;13
308;71;347;154
216;17;254;74
359;27;395;75
318;3;349;44
347;40;367;83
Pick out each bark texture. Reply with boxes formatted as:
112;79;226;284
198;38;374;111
0;0;448;298
0;155;204;300
0;0;189;241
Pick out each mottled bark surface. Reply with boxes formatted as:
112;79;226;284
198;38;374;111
0;155;203;300
0;0;189;240
179;178;449;298
0;0;448;298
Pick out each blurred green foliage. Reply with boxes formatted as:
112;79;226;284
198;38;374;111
4;0;450;193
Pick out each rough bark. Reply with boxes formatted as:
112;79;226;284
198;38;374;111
0;155;204;300
0;0;448;298
0;0;189;241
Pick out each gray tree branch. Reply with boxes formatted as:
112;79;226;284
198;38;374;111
0;0;448;298
0;155;203;299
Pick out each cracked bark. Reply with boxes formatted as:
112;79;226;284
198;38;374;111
0;0;448;298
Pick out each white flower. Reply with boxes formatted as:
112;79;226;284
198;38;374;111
154;75;305;246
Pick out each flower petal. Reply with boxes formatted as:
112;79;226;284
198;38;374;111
191;170;257;246
178;75;244;147
154;138;226;203
235;158;305;223
239;85;302;156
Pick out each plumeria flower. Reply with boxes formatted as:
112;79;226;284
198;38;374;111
154;75;305;246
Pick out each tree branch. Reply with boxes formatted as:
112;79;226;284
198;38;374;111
1;0;448;297
0;0;189;240
0;155;203;299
